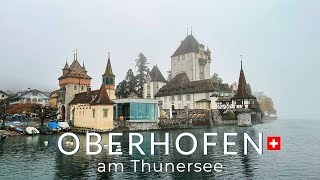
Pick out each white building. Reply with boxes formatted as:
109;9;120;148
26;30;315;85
155;73;231;110
0;90;9;100
8;89;49;106
171;34;211;81
154;33;231;110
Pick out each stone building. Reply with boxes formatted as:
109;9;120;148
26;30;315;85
154;32;231;110
171;33;211;81
68;52;116;129
57;51;92;122
143;65;167;99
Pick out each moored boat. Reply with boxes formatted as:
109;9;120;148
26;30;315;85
47;121;61;132
26;127;40;135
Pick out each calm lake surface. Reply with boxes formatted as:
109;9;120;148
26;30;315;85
0;118;320;180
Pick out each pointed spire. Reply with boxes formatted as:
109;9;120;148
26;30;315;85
187;25;189;36
82;61;87;72
103;52;115;77
231;57;256;100
63;58;70;69
73;49;78;61
241;54;243;70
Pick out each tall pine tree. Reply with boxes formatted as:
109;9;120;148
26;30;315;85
135;53;149;98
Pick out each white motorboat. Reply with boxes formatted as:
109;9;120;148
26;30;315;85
26;127;40;135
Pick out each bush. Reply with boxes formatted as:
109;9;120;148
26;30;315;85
223;111;236;120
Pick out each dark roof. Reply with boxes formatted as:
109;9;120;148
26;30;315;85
231;66;256;100
216;97;232;102
102;58;115;77
69;85;114;105
149;66;167;83
69;90;99;105
91;85;114;105
155;72;231;97
59;60;92;80
171;35;200;57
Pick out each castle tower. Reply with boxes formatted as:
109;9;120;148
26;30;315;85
171;33;211;81
102;52;116;100
58;50;91;122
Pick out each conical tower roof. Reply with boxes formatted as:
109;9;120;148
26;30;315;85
149;66;167;83
232;62;256;100
63;60;70;70
82;61;87;72
103;53;115;77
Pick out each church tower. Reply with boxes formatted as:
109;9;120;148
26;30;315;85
171;32;211;81
102;52;116;100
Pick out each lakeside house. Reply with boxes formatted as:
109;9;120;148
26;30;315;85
0;90;10;100
7;89;49;106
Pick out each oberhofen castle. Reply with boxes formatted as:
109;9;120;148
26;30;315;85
55;32;260;130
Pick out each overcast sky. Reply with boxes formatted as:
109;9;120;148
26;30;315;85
0;0;319;117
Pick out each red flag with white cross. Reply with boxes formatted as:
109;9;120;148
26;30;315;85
267;136;281;150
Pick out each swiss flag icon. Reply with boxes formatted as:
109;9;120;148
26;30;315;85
267;136;281;150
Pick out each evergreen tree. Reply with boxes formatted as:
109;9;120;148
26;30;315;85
115;80;129;99
135;53;149;98
125;69;138;94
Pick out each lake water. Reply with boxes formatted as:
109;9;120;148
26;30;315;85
0;118;319;180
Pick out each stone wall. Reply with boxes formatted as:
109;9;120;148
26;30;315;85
237;113;252;127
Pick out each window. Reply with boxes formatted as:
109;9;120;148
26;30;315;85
32;92;37;96
177;95;182;101
106;77;110;84
81;86;84;91
164;97;167;103
2;95;4;98
79;111;81;116
92;109;95;118
74;86;77;90
186;95;191;101
103;109;108;118
110;78;113;84
171;95;175;101
182;55;185;60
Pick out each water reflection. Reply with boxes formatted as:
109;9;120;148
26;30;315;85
1;119;317;179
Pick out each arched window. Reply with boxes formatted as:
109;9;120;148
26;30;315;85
110;78;113;84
